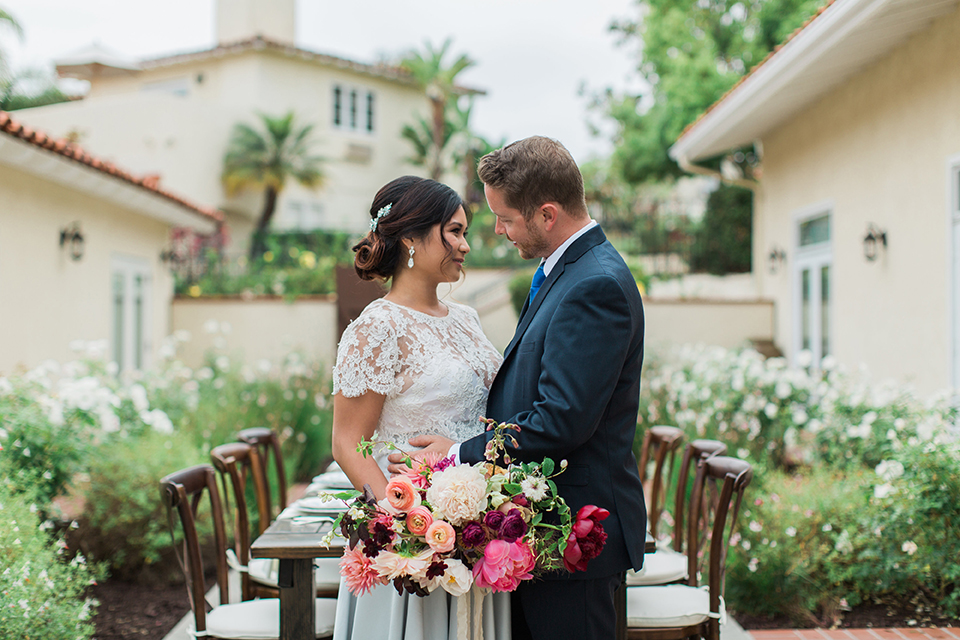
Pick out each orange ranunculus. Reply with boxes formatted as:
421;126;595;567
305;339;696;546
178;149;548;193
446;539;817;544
425;519;456;553
385;474;421;513
406;505;434;536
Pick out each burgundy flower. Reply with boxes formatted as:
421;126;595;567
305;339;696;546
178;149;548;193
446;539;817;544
426;560;448;580
562;505;610;573
462;521;487;547
483;510;505;530
499;510;528;543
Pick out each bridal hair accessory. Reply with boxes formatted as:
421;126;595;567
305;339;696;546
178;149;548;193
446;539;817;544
408;245;415;268
369;203;393;232
320;419;609;601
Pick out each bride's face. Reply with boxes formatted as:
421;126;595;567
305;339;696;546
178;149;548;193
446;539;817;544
416;206;470;283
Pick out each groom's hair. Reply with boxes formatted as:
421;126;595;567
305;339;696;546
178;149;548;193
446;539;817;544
477;136;588;220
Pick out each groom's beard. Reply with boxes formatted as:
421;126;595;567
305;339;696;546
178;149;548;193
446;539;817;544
511;223;550;261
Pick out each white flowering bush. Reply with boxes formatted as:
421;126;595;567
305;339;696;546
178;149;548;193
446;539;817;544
639;344;957;469
0;470;104;639
642;344;960;623
0;330;335;582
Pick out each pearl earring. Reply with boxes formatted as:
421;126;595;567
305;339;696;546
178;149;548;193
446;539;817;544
407;245;415;268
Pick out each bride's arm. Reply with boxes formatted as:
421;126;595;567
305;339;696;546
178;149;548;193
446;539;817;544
332;390;389;501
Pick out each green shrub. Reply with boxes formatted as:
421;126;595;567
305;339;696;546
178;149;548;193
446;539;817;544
76;430;207;584
508;269;536;315
0;470;104;639
689;183;752;274
725;467;873;624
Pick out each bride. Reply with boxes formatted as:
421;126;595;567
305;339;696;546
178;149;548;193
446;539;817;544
331;176;510;640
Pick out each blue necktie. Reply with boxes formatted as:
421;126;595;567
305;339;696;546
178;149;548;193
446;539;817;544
528;263;546;302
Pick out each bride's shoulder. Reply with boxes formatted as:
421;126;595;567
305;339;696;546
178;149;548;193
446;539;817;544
341;299;398;339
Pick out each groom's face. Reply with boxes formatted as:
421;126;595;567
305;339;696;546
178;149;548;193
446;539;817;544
485;184;549;260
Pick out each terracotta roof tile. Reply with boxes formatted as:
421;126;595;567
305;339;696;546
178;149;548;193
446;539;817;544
678;0;836;141
0;110;223;224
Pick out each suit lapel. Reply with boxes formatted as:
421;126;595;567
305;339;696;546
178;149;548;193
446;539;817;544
502;226;607;363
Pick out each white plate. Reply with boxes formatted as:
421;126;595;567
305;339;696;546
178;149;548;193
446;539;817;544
296;496;348;513
310;471;353;490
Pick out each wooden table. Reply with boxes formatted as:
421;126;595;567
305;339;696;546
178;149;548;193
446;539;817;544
252;519;655;640
251;517;345;640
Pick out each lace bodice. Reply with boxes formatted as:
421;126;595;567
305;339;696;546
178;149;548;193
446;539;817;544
333;298;502;450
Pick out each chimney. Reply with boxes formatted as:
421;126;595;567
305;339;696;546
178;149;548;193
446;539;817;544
216;0;295;45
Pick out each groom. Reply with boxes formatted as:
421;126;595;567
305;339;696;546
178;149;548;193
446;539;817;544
392;136;646;640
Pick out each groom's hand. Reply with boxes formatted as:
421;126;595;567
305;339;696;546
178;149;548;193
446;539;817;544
385;435;456;475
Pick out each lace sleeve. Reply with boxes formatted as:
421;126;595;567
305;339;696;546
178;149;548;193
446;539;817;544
332;308;403;398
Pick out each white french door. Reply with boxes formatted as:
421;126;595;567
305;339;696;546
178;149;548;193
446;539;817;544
793;213;832;367
111;256;152;372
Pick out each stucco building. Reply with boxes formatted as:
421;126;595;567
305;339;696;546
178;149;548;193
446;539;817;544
0;111;221;374
16;0;475;249
672;0;960;395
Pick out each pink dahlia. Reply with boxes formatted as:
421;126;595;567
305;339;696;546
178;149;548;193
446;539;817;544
340;544;383;596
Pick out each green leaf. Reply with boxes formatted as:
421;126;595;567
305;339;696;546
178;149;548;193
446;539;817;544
541;458;555;476
504;482;523;495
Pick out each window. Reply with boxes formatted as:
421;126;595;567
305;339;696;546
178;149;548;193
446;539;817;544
793;211;832;368
111;256;152;372
333;86;342;127
332;84;375;133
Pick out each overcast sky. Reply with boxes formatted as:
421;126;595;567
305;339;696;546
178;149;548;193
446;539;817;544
1;0;646;162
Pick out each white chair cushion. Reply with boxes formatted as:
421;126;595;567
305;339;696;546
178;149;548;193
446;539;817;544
314;558;342;591
200;597;337;639
249;557;341;592
627;584;725;628
626;548;688;586
248;558;279;586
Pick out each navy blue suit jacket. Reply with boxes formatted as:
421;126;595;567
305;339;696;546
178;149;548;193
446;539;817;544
460;225;647;580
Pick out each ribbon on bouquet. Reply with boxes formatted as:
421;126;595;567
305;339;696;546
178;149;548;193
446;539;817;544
456;585;490;640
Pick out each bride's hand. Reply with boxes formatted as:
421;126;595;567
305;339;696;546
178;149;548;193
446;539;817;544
385;434;456;475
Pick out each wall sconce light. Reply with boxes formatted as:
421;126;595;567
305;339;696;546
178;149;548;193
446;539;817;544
59;222;85;261
863;223;887;261
160;248;183;268
768;245;786;274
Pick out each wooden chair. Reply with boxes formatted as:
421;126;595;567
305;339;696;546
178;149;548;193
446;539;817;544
160;464;337;639
626;456;753;640
628;438;727;587
636;425;685;541
238;427;287;529
211;443;341;600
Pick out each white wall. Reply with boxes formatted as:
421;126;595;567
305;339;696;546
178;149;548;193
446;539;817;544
0;164;174;374
171;296;339;368
754;4;960;394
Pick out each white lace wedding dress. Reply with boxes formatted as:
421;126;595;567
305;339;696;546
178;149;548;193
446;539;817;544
331;297;511;640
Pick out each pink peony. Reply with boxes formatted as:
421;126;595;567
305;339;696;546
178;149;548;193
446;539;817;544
563;505;610;573
406;506;434;536
385;474;422;513
425;519;456;553
472;539;536;592
340;544;384;596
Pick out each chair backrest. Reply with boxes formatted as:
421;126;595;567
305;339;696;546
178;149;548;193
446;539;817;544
210;442;268;601
686;455;752;636
670;439;727;553
159;464;231;635
636;425;685;541
238;427;287;526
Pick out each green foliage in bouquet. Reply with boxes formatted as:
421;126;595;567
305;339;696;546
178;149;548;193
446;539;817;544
0;470;104;640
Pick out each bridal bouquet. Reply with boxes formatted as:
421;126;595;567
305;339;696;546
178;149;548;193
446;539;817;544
326;418;609;597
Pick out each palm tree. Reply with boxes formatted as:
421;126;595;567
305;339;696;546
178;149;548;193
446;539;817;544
0;7;24;76
221;111;324;260
400;39;475;180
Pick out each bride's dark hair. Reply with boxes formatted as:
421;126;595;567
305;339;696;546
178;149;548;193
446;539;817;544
353;176;464;281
